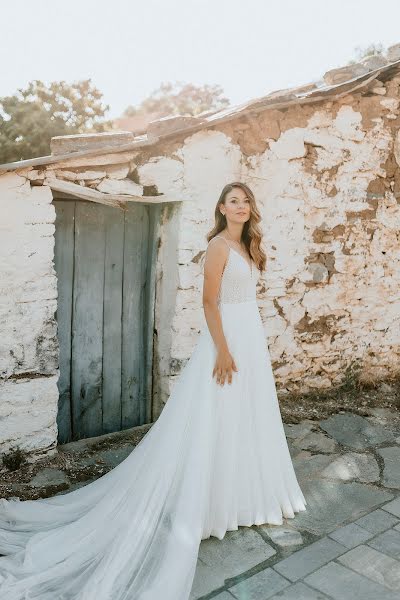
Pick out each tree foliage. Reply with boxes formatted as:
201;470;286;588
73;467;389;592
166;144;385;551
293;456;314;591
0;79;111;164
123;81;230;119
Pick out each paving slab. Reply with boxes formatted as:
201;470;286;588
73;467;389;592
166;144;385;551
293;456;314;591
320;451;380;483
269;581;331;599
283;421;316;440
337;544;400;591
272;536;346;582
259;525;303;547
211;593;235;600
292;431;337;453
327;522;374;548
382;496;400;518
319;412;396;449
355;508;400;534
285;479;393;535
292;452;337;480
377;446;400;488
228;567;290;599
190;528;276;599
304;560;400;600
367;528;400;558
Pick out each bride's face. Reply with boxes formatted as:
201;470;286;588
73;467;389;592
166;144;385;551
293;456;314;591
220;187;251;224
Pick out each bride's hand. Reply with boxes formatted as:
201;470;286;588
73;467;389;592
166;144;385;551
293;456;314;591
212;348;238;386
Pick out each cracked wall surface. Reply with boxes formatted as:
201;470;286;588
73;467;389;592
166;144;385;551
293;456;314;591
0;173;59;458
1;73;400;450
135;81;400;413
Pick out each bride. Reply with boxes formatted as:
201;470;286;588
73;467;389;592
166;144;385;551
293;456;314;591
0;181;307;600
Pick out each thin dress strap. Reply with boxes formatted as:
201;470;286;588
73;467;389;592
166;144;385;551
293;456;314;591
212;235;230;247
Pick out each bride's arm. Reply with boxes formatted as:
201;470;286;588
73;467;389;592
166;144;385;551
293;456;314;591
202;239;238;385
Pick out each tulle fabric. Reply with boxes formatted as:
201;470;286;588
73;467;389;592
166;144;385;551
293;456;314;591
0;299;306;600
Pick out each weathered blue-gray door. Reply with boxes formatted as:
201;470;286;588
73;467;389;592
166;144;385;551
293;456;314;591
54;199;159;444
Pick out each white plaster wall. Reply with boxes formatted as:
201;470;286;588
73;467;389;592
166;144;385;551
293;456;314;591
138;102;400;407
0;173;59;458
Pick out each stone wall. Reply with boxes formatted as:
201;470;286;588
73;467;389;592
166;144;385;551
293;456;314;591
134;81;400;410
1;69;400;454
0;173;59;459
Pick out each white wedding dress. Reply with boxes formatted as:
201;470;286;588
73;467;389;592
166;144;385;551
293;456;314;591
0;235;307;600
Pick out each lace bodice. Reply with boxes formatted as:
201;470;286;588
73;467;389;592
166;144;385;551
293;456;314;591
205;235;260;305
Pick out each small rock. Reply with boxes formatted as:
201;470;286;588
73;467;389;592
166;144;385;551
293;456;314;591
323;63;370;86
293;431;337;453
377;446;400;489
388;43;400;62
97;178;143;196
260;525;303;547
105;164;130;179
29;468;70;488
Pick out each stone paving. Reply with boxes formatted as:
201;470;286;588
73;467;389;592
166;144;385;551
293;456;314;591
2;408;400;598
189;408;400;599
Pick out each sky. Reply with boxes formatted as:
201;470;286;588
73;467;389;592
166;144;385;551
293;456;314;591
2;0;400;119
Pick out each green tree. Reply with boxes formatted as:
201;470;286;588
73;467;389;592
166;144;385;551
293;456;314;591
123;81;230;119
0;79;111;164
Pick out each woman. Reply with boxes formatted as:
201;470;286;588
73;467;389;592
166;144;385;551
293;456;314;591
0;182;307;600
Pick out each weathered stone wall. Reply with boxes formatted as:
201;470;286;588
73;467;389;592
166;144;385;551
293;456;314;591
135;80;400;412
0;173;59;459
1;70;400;450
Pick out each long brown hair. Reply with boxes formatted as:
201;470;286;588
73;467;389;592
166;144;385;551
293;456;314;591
206;182;267;272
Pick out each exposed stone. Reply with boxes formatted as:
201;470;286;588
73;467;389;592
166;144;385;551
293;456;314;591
387;43;400;62
190;528;276;598
293;452;338;480
304;561;399;600
337;544;400;591
360;55;388;71
273;536;346;582
292;431;337;453
147;115;201;139
323;63;370;86
50;131;135;155
104;163;130;179
371;86;387;96
96;178;143;196
377;447;400;489
320;452;380;483
368;528;400;559
29;467;70;488
51;151;137;170
260;525;304;547
284;421;316;440
291;479;393;536
319;413;397;450
54;169;106;181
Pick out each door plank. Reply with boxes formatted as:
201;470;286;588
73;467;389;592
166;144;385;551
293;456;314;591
102;206;124;433
71;201;106;439
54;201;75;443
121;204;149;428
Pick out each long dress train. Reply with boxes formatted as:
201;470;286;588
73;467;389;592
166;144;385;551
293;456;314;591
0;235;307;599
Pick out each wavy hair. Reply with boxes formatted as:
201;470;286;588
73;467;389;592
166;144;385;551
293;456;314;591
206;182;267;272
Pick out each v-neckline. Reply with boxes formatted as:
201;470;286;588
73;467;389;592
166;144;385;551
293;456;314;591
228;247;253;275
214;235;253;275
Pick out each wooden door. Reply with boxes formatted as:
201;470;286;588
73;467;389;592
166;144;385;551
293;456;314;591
54;199;159;443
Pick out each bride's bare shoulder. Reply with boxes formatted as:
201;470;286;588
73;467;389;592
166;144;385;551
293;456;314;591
203;236;229;273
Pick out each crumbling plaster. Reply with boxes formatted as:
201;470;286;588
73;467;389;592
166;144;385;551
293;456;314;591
0;172;59;457
1;75;400;452
136;88;400;411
